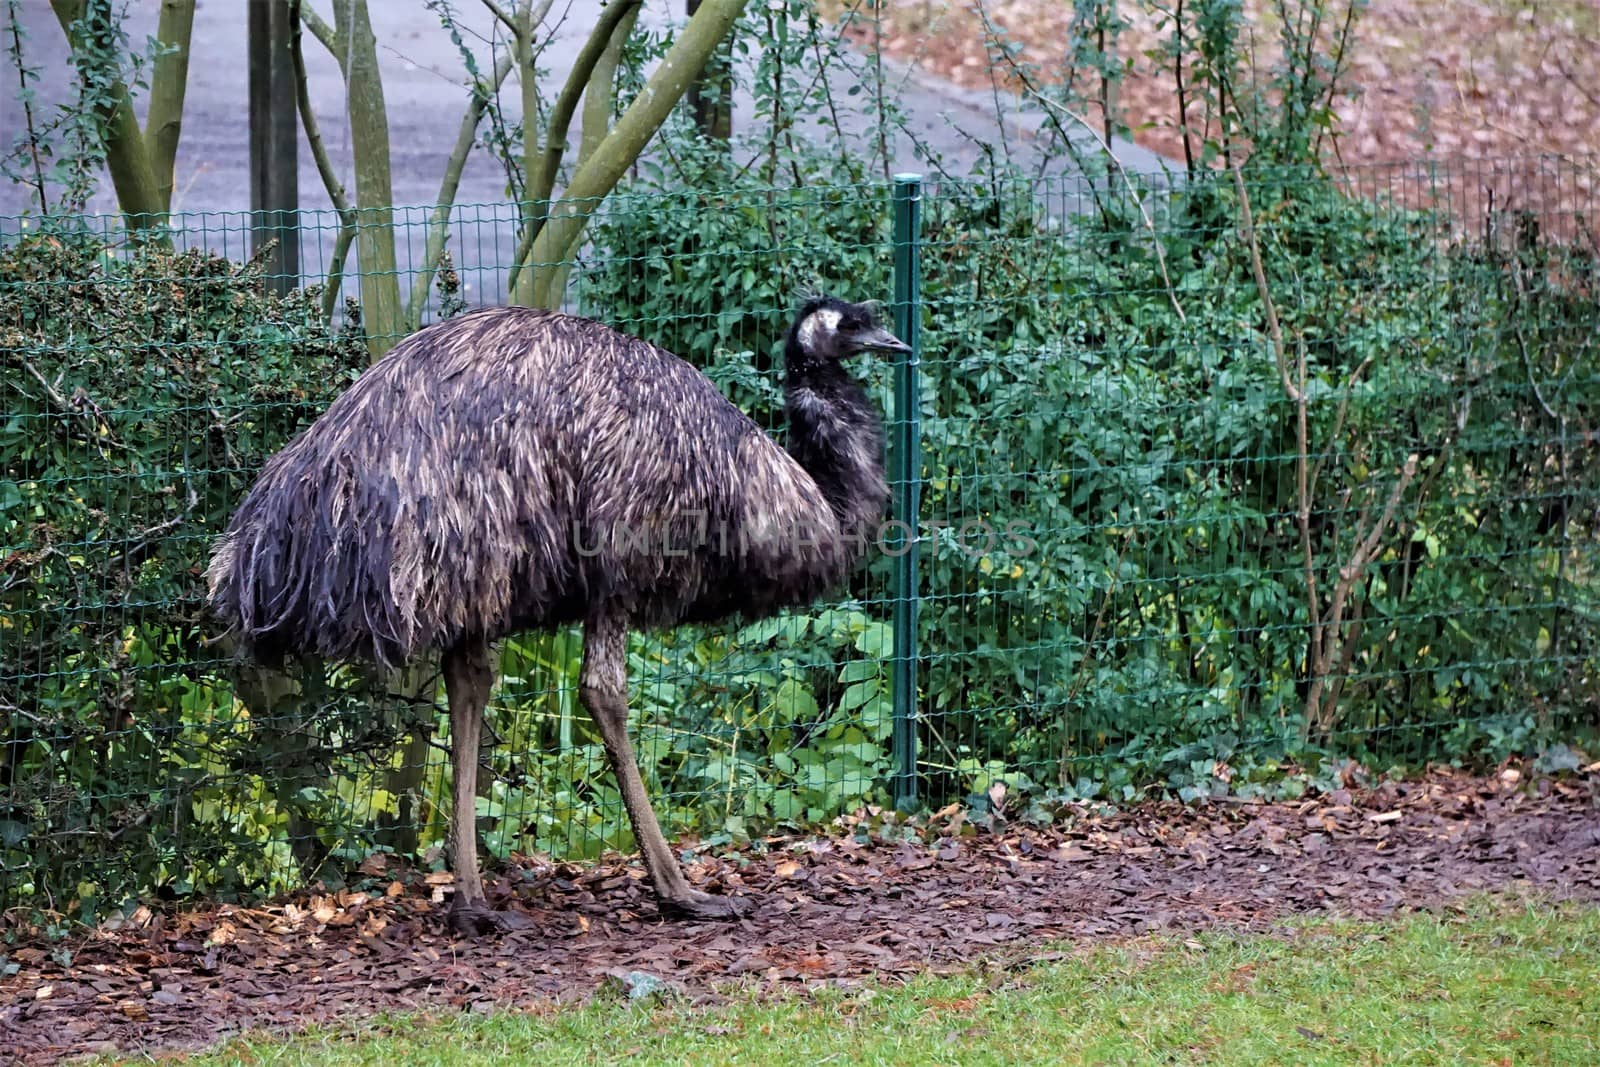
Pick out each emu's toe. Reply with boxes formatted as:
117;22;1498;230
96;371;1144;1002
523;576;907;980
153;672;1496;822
657;889;754;921
448;895;538;937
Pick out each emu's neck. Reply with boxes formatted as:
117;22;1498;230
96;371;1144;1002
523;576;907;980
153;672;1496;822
783;355;887;544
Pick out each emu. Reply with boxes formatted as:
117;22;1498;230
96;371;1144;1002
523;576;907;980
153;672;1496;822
207;296;905;933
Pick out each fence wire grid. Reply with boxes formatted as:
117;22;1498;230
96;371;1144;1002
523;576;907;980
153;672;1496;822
2;156;1598;919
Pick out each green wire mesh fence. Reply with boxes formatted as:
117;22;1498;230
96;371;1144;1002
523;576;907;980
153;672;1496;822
2;156;1597;920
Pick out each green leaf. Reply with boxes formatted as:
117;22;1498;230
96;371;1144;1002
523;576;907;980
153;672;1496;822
769;679;818;724
736;617;786;644
838;659;882;684
860;695;893;742
770;789;802;821
837;681;879;713
854;622;892;659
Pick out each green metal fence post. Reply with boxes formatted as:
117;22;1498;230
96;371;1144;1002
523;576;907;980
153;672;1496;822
890;173;923;812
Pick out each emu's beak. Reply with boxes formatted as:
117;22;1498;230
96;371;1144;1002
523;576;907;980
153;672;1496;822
852;325;912;355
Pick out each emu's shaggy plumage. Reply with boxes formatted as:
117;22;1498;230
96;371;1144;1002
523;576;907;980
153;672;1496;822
208;298;902;932
209;306;872;667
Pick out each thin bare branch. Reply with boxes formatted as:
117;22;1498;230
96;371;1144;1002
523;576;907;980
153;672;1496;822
1233;162;1319;701
298;1;338;52
981;5;1185;324
1308;354;1373;499
518;0;748;307
1232;166;1300;401
291;0;358;320
1307;454;1420;737
524;0;560;45
1172;0;1195;175
974;2;1111;214
1321;588;1365;715
1313;0;1361;159
7;5;50;211
1551;47;1600;110
1343;456;1420;582
508;0;644;301
405;44;519;329
529;0;642;209
1508;260;1562;421
21;357;71;411
479;0;519;36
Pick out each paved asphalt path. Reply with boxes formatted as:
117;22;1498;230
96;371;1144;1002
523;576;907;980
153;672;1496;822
2;1;1173;302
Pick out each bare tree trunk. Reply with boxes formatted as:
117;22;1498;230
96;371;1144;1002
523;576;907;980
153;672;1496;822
516;0;539;232
250;0;300;294
375;661;440;856
234;656;332;881
685;0;733;144
580;4;641;162
518;0;749;308
507;0;645;306
328;0;403;358
404;47;519;331
290;3;358;320
1233;165;1421;740
519;0;644;305
145;0;194;211
49;0;170;237
537;1;642;307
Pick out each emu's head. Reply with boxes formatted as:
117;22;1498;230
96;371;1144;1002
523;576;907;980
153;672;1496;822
786;295;910;366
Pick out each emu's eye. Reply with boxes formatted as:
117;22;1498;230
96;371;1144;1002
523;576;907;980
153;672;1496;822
839;316;863;331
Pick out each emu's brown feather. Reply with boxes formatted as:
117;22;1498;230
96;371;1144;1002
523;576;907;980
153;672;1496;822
206;306;874;669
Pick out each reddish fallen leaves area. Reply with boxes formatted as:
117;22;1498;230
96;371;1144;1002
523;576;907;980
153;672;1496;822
854;0;1599;225
4;768;1599;1063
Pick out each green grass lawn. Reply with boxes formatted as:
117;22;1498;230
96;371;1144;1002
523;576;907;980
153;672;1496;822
161;898;1599;1066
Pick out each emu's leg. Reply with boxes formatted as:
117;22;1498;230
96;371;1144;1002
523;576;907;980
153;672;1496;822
581;612;751;920
443;639;530;936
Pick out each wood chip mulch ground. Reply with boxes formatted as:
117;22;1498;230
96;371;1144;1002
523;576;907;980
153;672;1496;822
4;766;1598;1063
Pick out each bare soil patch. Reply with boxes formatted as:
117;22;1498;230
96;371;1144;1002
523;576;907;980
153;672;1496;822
3;767;1598;1064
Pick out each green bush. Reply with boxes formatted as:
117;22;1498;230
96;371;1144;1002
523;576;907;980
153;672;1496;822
0;235;368;914
3;0;1594;920
915;174;1600;802
582;151;1600;812
4;155;1597;918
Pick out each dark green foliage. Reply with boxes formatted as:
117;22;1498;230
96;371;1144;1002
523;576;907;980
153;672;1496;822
583;152;1600;813
0;236;367;914
4;155;1596;921
915;171;1600;803
0;0;1592;924
582;174;893;396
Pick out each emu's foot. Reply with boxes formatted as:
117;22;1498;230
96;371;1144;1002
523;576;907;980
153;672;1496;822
657;888;754;921
448;894;537;937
